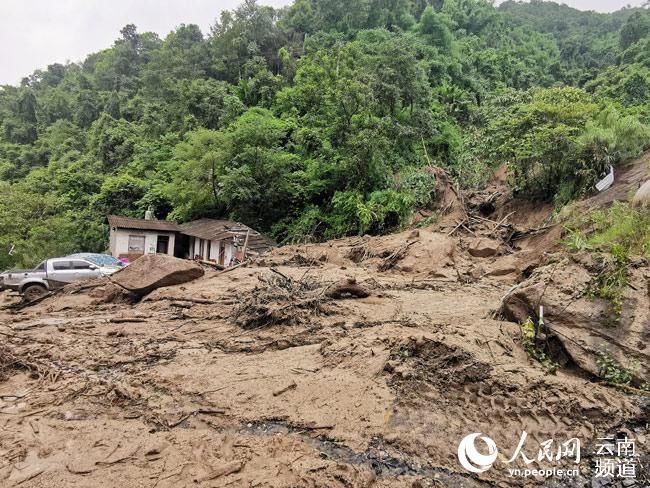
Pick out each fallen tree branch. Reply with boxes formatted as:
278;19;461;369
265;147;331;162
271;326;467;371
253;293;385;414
273;381;297;397
217;260;250;275
196;460;244;482
199;259;225;270
108;317;147;324
167;408;227;428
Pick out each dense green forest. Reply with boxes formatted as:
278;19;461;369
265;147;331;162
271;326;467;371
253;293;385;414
1;0;649;269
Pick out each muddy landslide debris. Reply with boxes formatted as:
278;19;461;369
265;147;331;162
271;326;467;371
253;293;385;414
2;159;649;487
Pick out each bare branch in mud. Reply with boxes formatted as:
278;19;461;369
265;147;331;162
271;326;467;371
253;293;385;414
378;241;418;272
273;381;297;397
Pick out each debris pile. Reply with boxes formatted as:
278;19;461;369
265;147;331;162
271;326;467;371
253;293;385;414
347;238;420;272
232;269;372;329
233;270;331;329
0;344;47;382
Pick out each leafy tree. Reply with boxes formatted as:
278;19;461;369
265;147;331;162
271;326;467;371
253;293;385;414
485;87;649;201
1;0;650;269
166;108;301;229
619;10;650;50
418;6;454;54
88;114;137;170
585;63;650;109
180;78;245;129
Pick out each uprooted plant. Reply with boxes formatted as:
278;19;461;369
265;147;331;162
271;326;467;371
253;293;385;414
232;269;370;329
585;244;630;321
0;343;49;382
521;317;559;374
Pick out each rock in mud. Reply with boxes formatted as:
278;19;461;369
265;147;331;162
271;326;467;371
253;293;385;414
484;255;518;277
111;254;204;296
325;278;371;299
467;237;502;258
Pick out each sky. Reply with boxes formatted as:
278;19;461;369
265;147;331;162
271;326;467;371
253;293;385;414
0;0;646;85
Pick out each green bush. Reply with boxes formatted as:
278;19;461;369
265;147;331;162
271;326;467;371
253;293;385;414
596;352;632;386
562;203;649;321
521;317;558;374
563;202;650;258
328;189;414;238
485;87;650;201
395;168;437;208
585;244;630;320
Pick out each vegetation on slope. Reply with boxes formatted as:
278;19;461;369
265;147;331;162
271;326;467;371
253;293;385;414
1;0;649;269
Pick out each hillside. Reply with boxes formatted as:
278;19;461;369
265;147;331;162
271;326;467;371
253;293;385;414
1;0;649;271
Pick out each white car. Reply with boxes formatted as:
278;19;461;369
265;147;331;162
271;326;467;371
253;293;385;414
2;255;122;301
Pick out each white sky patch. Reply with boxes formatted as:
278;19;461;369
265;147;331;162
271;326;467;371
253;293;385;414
0;0;646;85
0;0;292;85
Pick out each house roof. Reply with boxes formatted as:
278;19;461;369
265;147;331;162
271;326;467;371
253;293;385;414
107;215;180;232
178;219;275;250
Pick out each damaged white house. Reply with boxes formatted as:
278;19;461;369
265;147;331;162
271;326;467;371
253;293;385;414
179;219;275;267
107;214;274;266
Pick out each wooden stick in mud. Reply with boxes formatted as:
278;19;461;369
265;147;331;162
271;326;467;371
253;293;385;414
273;381;297;397
448;219;467;236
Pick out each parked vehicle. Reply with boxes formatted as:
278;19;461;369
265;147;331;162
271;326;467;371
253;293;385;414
0;266;46;296
66;253;127;268
1;257;121;301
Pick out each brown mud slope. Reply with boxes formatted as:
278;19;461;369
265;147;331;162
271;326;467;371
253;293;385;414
1;161;649;488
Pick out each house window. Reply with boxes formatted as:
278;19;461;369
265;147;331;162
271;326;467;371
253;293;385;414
128;235;145;253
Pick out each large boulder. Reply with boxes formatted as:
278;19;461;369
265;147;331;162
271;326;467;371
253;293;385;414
632;179;650;208
111;254;204;296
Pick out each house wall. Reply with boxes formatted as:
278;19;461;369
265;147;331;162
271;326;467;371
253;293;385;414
109;229;176;257
190;238;235;266
210;239;234;265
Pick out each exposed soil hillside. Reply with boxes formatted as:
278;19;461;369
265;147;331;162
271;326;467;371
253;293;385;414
1;156;648;487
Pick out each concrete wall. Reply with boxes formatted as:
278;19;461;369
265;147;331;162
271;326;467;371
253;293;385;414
109;229;175;257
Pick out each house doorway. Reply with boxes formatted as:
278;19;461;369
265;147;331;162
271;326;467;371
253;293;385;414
156;235;170;254
218;241;226;266
174;234;189;258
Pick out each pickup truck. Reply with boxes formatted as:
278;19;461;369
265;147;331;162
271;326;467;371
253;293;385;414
0;256;121;301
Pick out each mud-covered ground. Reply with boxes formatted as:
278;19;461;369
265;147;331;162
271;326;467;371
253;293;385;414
1;158;648;487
